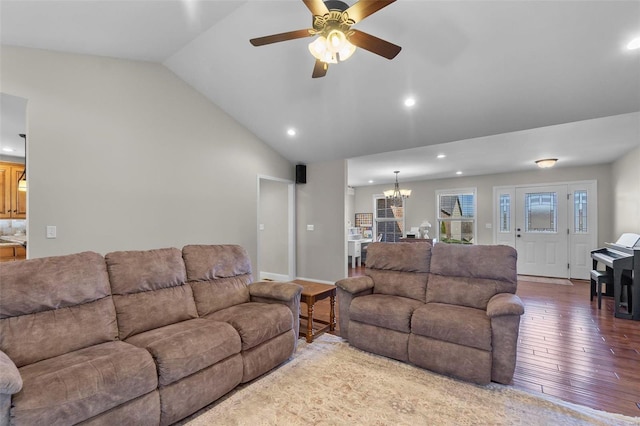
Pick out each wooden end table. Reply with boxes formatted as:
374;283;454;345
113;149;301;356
298;282;336;343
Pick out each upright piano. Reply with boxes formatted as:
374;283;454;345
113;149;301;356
591;233;640;320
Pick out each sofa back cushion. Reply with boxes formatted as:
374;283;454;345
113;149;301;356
182;245;252;316
0;252;118;367
427;243;517;310
365;242;431;302
106;247;197;340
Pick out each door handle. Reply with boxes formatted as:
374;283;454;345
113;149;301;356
517;234;521;238
516;228;521;232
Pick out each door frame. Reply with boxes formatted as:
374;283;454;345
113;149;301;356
493;180;597;279
257;175;296;281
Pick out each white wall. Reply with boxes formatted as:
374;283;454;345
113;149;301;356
296;159;347;282
354;163;614;246
612;145;640;237
0;46;293;272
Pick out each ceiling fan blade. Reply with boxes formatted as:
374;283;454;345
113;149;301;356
345;0;396;23
303;0;329;16
312;60;328;78
348;29;401;59
250;29;313;46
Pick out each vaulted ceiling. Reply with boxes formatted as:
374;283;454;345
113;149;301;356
1;1;639;185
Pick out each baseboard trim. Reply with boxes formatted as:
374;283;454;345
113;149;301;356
259;272;292;282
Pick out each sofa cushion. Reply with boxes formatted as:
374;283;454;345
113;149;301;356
350;294;424;333
12;341;157;426
204;302;292;351
112;285;199;340
411;303;492;351
183;245;253;314
106;248;198;339
125;318;241;386
190;276;252;316
365;242;431;302
0;252;118;367
0;297;118;368
106;248;187;295
427;244;517;309
0;251;110;318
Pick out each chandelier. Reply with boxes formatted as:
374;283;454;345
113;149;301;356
383;171;411;207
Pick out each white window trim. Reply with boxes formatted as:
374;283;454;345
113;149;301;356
435;187;477;244
373;193;406;242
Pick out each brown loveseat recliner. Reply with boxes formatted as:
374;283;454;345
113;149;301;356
0;244;301;426
337;242;524;385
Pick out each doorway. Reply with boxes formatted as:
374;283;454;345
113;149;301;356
257;176;295;281
494;181;597;279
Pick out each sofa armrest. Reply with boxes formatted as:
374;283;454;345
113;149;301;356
336;276;374;294
249;281;302;302
487;293;525;318
336;276;374;341
0;350;22;426
249;281;303;350
0;350;22;396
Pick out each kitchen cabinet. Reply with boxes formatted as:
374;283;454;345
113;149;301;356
0;162;26;219
0;244;25;262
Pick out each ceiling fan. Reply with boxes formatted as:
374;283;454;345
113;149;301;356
250;0;401;78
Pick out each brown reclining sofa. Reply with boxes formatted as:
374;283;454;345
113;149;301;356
0;244;301;426
337;242;524;385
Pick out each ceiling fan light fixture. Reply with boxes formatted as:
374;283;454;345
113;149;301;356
308;33;355;64
535;158;558;168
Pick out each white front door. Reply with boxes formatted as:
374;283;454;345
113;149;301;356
515;185;569;278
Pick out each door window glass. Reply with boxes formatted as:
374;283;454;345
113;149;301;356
525;192;557;232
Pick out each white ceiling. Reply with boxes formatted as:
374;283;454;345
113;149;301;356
1;0;639;186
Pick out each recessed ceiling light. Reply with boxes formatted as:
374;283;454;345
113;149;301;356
368;180;374;184
2;147;15;153
403;97;416;107
456;171;463;175
627;37;640;50
286;128;296;136
437;154;446;159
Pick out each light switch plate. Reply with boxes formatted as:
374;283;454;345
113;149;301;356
46;225;56;239
307;224;314;231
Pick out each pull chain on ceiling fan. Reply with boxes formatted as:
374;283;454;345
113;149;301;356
250;0;402;78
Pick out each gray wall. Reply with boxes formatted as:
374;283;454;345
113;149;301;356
612;145;640;237
0;46;293;273
259;178;289;277
354;163;614;247
296;159;347;282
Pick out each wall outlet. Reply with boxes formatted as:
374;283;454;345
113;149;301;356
485;223;492;229
259;224;265;231
46;225;57;239
307;224;314;231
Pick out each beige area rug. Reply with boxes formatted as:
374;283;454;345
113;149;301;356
183;334;639;426
518;275;573;285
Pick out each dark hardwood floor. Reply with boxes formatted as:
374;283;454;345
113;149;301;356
297;267;640;418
